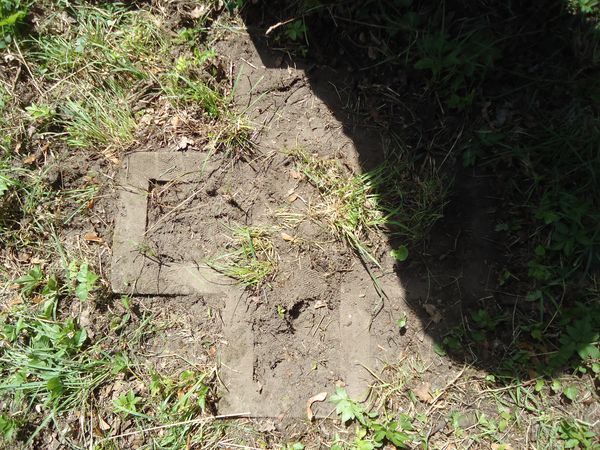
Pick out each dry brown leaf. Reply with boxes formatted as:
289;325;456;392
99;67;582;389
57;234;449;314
22;154;36;164
97;415;111;431
306;391;327;421
423;303;442;324
189;5;207;19
413;382;434;404
281;232;295;242
287;193;298;203
84;232;104;243
16;252;31;263
177;136;194;150
314;300;326;309
5;295;22;309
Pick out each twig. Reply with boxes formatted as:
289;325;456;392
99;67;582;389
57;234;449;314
217;443;263;450
13;39;44;97
97;412;250;442
425;366;467;417
265;18;296;36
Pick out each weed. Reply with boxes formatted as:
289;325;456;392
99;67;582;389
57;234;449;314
330;387;418;449
0;302;127;443
285;19;308;43
558;420;597;448
25;103;55;127
413;29;499;108
209;225;276;287
0;0;28;48
68;260;99;302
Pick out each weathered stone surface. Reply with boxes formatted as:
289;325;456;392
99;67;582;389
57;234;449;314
111;152;381;418
111;152;217;294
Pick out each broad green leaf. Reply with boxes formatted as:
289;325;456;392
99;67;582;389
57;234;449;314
330;387;365;425
15;266;44;296
396;314;407;330
0;414;19;442
0;174;13;196
47;377;64;399
75;262;98;301
578;343;600;360
0;11;26;28
563;385;578;401
390;245;409;262
433;343;447;356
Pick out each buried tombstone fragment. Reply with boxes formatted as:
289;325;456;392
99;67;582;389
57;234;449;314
110;151;406;418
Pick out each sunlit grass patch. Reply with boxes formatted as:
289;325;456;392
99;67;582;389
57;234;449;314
31;5;164;82
292;149;446;266
60;86;136;151
209;225;277;288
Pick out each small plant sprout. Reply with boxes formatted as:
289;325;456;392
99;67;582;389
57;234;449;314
391;245;409;262
397;313;408;331
68;261;99;301
277;304;286;319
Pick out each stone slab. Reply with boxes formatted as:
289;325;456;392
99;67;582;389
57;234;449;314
110;152;377;419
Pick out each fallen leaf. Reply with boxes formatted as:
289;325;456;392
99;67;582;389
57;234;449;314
171;115;181;129
491;444;514;450
257;420;276;432
189;5;207;19
413;382;433;404
22;154;37;164
16;252;31;262
423;303;442;324
5;295;22;309
97;415;111;431
290;169;302;179
281;232;295;242
177;136;195;150
84;232;104;243
314;300;326;309
286;193;298;203
306;391;327;421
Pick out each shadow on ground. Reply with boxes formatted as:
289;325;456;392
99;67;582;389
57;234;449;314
241;0;600;378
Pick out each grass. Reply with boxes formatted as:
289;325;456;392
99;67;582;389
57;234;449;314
0;277;224;448
4;1;252;160
291;149;446;267
0;0;598;448
209;225;277;287
61;87;136;150
0;2;248;447
0;263;119;445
